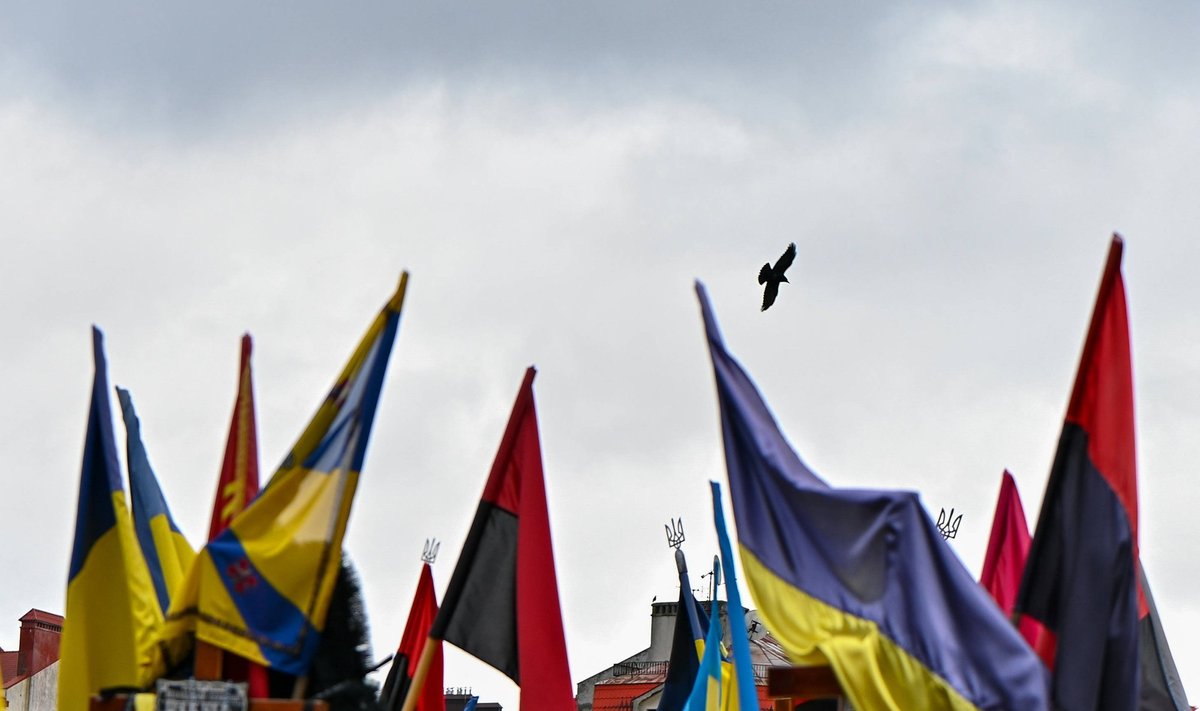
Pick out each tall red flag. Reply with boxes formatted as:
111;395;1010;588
207;334;268;697
209;334;261;541
980;471;1051;656
1015;235;1142;709
380;564;444;711
429;367;574;710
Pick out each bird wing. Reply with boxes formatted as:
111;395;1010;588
758;263;772;284
761;281;780;311
774;242;797;273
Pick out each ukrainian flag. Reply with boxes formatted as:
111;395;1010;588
658;549;710;711
685;559;725;711
58;328;165;711
164;273;408;674
695;283;1049;711
709;482;758;711
118;387;196;614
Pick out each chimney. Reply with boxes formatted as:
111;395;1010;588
648;601;679;661
17;610;63;678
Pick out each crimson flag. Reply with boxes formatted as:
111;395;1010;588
209;334;260;541
980;471;1051;656
208;334;268;697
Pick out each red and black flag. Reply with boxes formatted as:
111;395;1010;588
1016;235;1142;709
381;563;444;711
428;367;574;710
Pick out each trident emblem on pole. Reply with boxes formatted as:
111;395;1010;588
421;538;440;564
936;508;963;540
664;517;686;550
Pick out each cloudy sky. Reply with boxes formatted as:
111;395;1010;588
2;1;1198;706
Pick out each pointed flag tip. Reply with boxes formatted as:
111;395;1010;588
387;271;410;312
240;333;253;359
1107;233;1125;265
91;326;106;366
694;280;724;347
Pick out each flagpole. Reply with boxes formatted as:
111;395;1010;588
398;636;440;711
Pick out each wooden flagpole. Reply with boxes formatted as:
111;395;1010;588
398;636;440;711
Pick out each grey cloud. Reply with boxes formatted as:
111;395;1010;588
3;2;1200;706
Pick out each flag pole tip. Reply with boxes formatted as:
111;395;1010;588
387;271;410;311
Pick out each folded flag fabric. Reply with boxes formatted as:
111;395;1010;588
709;481;759;711
209;334;261;542
205;334;269;696
685;558;726;711
1137;565;1190;710
429;367;574;710
118;387;197;616
381;563;444;711
164;274;408;674
1015;237;1142;710
58;328;165;711
695;281;1049;711
659;549;712;711
979;471;1050;655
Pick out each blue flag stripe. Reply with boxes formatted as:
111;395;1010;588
118;387;182;612
206;529;321;670
68;328;122;581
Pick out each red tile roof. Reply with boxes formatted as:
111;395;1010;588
18;610;62;627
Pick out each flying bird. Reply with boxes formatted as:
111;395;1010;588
758;242;796;311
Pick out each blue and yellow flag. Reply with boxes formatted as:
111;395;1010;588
164;273;408;674
658;548;710;711
685;559;725;711
709;482;758;711
58;328;165;711
118;387;197;615
695;282;1049;711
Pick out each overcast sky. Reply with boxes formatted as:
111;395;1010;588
2;2;1198;707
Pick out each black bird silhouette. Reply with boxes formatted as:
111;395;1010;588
758;242;796;311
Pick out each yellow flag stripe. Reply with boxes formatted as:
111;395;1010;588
739;545;977;711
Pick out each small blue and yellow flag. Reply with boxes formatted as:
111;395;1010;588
58;328;165;711
710;481;758;711
164;273;408;674
685;559;725;711
118;387;196;615
658;549;711;711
